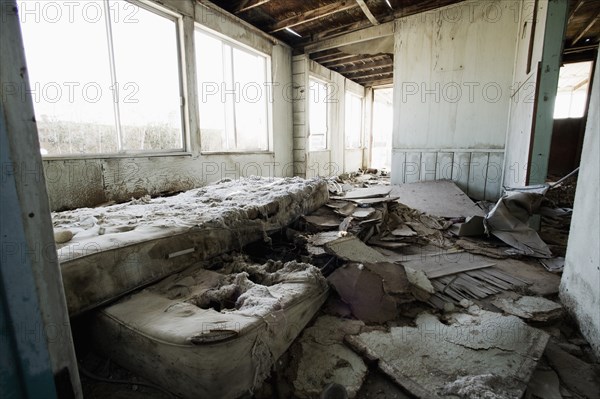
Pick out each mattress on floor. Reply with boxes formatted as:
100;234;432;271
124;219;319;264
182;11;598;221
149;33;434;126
91;256;329;399
52;177;328;315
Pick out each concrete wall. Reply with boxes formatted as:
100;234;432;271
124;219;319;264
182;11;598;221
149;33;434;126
41;0;294;210
560;54;600;357
391;0;525;200
291;55;367;177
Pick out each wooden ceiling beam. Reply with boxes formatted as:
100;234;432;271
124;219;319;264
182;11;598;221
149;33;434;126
311;49;344;61
322;54;388;68
268;1;360;34
234;0;271;14
333;57;393;74
314;53;357;64
568;0;585;24
305;21;394;53
355;0;379;25
572;9;600;46
350;68;393;80
358;77;394;87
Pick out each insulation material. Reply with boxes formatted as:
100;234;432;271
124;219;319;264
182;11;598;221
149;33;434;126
91;256;329;399
51;177;328;315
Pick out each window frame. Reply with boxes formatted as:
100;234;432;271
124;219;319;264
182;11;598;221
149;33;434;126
194;24;274;155
308;76;330;152
29;0;189;160
344;91;364;150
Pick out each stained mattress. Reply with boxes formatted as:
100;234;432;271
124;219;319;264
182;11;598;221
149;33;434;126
52;177;328;315
91;256;329;399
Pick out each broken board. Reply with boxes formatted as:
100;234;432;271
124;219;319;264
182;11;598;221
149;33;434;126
390;180;485;218
347;310;549;398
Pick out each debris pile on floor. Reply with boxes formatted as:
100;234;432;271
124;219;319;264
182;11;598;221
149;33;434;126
74;172;597;399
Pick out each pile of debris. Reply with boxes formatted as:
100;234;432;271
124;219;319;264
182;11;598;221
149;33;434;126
262;172;597;399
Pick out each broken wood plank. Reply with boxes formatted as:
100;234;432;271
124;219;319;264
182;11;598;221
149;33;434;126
331;186;393;200
425;263;495;279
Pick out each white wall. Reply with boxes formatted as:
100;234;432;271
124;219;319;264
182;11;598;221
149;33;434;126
503;0;549;187
291;55;367;177
560;54;600;357
391;0;525;200
41;0;294;210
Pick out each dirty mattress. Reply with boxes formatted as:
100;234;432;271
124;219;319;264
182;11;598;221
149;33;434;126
52;177;328;315
91;256;329;399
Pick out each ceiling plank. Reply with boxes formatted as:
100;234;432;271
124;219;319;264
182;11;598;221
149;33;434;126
333;57;393;74
355;0;379;25
311;49;344;61
305;21;394;53
354;77;394;87
322;54;388;68
235;0;271;14
572;9;600;45
268;1;360;34
568;0;585;24
350;68;393;80
316;53;358;64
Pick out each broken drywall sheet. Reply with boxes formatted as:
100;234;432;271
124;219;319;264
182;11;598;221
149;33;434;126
544;342;600;399
292;316;368;399
526;369;562;399
324;235;388;264
328;262;415;323
346;309;549;398
390;180;486;219
484;185;552;258
492;296;564;322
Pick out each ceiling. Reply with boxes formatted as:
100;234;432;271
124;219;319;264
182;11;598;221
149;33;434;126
206;0;600;87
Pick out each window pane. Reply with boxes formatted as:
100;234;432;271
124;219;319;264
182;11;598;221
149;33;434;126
19;0;117;155
111;1;183;151
553;61;593;119
345;92;362;149
196;29;227;151
309;78;328;151
233;47;268;151
372;88;393;170
196;28;270;152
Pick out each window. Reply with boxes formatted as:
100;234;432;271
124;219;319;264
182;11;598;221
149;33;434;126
19;0;184;156
309;78;329;151
554;61;594;119
371;88;393;170
195;28;270;152
345;92;363;149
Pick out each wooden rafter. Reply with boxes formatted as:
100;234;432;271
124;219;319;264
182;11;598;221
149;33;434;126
301;0;459;50
268;0;360;33
311;49;344;61
354;77;393;87
234;0;271;14
315;53;358;64
355;0;379;25
333;57;393;74
568;0;585;24
305;21;394;53
322;54;388;68
351;69;393;80
572;9;600;45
